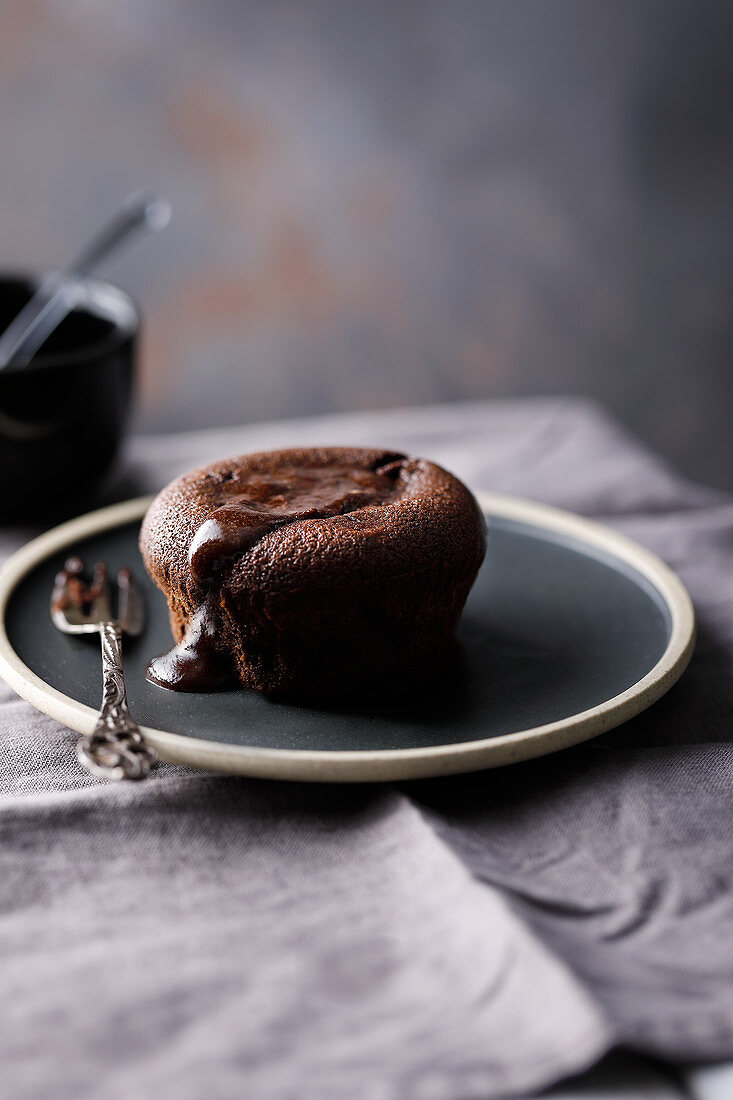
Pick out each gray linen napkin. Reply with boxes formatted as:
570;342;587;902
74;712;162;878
1;399;731;1100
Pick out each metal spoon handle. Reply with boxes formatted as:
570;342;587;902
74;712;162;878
0;191;171;371
63;192;171;281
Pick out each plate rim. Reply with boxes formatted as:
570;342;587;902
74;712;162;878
0;492;696;782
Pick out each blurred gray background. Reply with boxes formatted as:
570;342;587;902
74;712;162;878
2;0;732;487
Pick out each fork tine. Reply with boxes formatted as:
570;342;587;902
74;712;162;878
50;568;74;629
89;561;113;623
52;555;84;599
62;555;84;577
117;568;145;636
50;556;97;633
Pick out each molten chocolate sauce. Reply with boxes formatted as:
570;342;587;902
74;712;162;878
146;460;404;692
146;601;234;691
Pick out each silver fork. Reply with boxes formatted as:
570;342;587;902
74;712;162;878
51;557;157;781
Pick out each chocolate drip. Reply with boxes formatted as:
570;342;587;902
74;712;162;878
146;599;235;692
188;505;289;587
146;460;405;692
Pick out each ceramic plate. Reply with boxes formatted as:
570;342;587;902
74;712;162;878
0;493;694;781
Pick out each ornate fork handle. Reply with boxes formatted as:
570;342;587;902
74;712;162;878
76;621;157;781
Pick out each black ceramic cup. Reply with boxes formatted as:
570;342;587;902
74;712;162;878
0;273;137;524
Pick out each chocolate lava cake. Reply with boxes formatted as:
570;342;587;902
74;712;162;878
139;446;486;699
